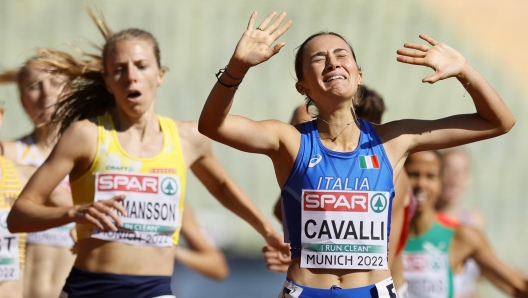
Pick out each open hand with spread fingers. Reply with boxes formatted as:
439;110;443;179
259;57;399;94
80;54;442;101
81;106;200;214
397;34;468;84
70;195;127;232
229;11;292;74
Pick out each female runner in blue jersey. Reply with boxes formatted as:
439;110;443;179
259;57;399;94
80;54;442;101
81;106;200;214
199;11;515;298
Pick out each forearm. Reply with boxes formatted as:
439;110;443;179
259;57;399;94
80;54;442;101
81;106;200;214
7;198;74;233
174;246;229;280
458;63;515;133
215;180;275;238
198;62;249;139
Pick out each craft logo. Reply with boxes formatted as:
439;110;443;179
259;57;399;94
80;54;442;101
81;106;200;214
303;190;368;212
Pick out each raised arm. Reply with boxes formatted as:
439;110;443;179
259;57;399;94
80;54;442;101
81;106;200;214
380;35;515;168
7;120;126;233
198;12;293;155
174;204;229;281
454;225;528;297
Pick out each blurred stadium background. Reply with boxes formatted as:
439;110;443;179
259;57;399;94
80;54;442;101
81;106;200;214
1;0;527;296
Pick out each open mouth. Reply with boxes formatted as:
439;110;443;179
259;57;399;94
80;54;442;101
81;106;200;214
127;91;141;99
324;75;346;82
415;193;428;203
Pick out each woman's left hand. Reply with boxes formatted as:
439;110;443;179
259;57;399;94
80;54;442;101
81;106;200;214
397;34;467;83
264;230;291;259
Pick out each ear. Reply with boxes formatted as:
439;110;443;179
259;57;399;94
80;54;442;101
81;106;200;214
103;74;114;95
157;67;166;87
295;82;306;95
357;71;363;86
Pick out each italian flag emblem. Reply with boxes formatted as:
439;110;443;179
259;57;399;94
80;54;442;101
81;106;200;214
359;155;380;169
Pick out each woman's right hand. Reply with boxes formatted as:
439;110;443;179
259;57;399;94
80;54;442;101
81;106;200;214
69;195;127;232
229;11;292;73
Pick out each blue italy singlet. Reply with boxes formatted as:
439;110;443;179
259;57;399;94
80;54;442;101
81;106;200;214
281;119;394;270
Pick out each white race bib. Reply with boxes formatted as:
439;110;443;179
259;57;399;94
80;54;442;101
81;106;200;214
403;251;449;298
26;223;75;247
91;173;182;247
301;190;389;269
0;207;20;281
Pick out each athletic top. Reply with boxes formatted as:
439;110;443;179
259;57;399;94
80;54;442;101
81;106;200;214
71;115;186;247
396;187;417;255
0;156;26;281
281;119;394;270
16;135;75;247
403;213;458;298
16;135;45;167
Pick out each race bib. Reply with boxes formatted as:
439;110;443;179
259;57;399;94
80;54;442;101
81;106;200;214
91;173;182;247
301;190;389;270
0;207;20;281
403;251;449;298
26;223;75;247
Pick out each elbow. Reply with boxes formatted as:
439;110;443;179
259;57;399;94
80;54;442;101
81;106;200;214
498;114;516;135
503;116;516;134
208;251;229;281
6;211;24;233
197;118;215;139
214;258;230;281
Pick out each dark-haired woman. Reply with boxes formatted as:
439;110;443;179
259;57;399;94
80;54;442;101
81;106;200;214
199;11;514;297
7;25;284;298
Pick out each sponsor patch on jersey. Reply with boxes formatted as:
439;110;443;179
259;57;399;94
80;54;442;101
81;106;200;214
150;168;177;174
308;154;322;168
97;173;159;194
303;190;369;212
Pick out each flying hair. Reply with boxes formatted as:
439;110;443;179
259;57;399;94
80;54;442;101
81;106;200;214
29;3;163;139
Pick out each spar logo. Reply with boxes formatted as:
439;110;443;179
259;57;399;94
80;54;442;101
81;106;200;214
161;177;178;196
303;190;368;212
97;174;159;194
403;254;427;271
370;193;387;213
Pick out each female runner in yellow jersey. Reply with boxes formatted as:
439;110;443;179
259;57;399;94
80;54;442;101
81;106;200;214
7;21;284;298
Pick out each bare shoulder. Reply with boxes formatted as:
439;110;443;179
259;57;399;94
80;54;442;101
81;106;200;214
53;119;98;159
173;119;211;150
62;119;98;141
454;224;484;249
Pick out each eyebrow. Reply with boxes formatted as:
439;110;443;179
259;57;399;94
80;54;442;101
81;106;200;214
309;48;349;60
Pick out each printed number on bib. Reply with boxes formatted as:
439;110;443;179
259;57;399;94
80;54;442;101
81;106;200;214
91;173;182;247
403;252;449;298
301;190;389;270
0;208;20;281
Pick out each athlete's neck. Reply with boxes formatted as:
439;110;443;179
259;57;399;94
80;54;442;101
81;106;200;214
30;125;57;156
112;109;160;139
316;111;360;152
409;207;436;237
